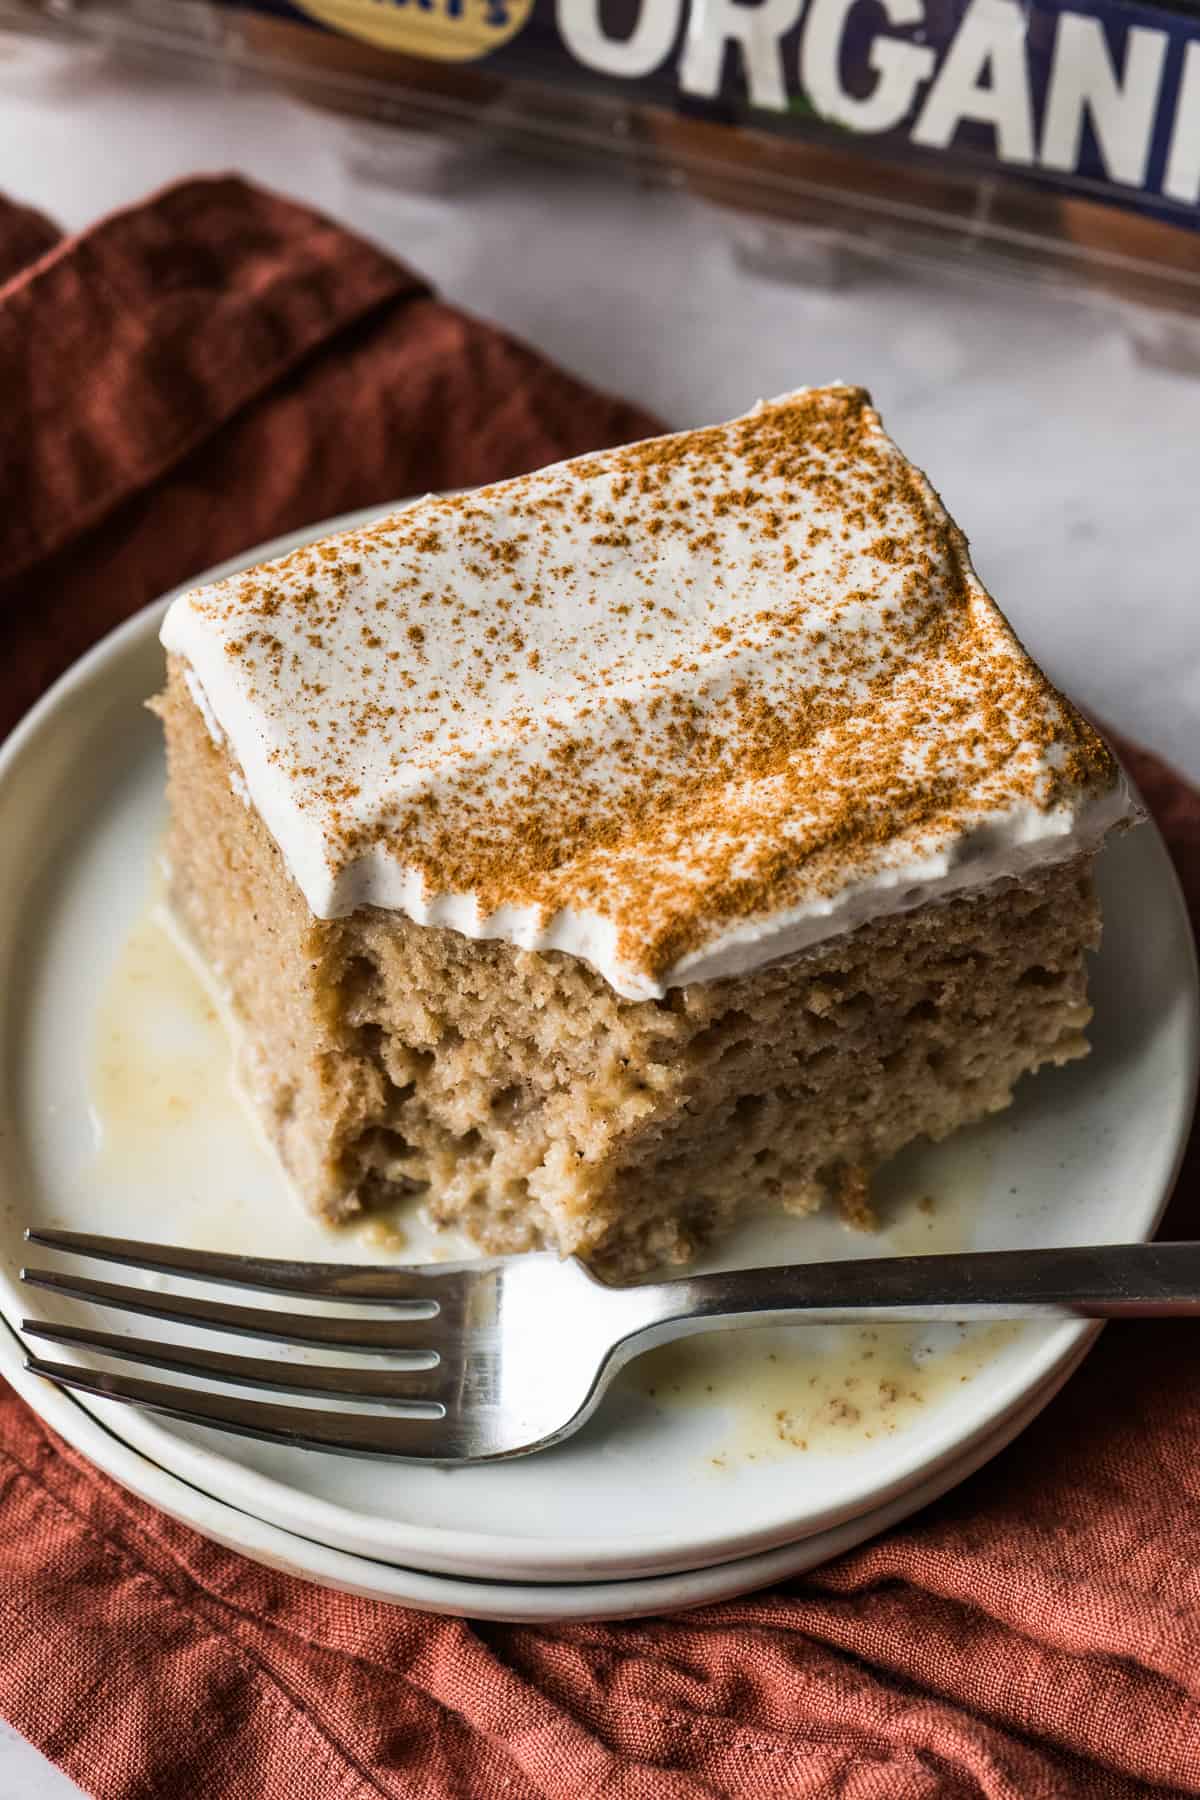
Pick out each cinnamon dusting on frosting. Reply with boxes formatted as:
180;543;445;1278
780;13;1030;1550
163;387;1123;995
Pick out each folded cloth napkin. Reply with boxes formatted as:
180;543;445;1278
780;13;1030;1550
0;177;1198;1800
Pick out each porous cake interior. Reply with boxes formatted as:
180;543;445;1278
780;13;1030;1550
159;664;1101;1278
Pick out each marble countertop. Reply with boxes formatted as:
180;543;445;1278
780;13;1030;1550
0;33;1196;1798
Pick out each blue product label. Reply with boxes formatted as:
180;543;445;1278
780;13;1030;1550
216;0;1200;228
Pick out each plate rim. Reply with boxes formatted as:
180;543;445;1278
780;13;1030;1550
0;1306;1098;1621
1;509;1197;1582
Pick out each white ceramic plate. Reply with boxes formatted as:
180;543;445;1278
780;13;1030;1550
0;1306;1095;1621
1;516;1196;1587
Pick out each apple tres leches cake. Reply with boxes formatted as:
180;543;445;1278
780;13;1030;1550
156;386;1136;1278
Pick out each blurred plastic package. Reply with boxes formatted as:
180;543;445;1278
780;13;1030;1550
3;0;1199;369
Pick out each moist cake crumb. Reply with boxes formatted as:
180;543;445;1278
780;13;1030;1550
158;663;1106;1276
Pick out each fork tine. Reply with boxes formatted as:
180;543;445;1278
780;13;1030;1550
20;1268;442;1353
21;1321;448;1403
25;1357;456;1459
23;1228;490;1304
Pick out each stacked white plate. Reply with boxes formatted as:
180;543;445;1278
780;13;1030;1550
0;521;1195;1623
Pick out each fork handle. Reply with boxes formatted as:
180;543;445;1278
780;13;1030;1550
633;1242;1200;1336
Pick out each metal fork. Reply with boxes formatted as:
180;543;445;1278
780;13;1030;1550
20;1230;1200;1463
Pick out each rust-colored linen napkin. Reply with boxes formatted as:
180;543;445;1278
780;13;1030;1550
1;177;1198;1800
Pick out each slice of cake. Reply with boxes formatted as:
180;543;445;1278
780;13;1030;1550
155;386;1136;1277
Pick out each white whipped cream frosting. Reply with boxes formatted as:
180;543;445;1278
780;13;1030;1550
161;389;1136;1000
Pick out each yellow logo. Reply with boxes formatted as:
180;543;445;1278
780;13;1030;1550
291;0;534;62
